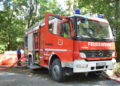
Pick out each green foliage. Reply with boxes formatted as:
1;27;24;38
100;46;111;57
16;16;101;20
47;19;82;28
0;0;26;51
23;0;66;28
0;44;6;53
0;0;65;53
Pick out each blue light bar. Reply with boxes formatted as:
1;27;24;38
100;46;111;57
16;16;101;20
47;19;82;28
98;14;104;18
75;9;80;14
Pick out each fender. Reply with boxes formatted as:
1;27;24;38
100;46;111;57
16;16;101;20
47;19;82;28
48;52;73;68
48;52;60;69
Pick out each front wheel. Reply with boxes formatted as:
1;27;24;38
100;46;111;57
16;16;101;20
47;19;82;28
50;59;65;82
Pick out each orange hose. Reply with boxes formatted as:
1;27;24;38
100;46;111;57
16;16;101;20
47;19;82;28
115;72;120;77
102;72;120;83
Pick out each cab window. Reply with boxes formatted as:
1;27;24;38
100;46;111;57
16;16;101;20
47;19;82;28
61;22;71;38
48;17;71;38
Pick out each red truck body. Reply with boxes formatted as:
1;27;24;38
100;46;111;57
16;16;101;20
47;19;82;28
24;13;116;81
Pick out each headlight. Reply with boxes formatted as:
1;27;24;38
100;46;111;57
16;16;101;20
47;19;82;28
112;58;116;63
76;64;88;68
112;51;116;57
80;52;86;58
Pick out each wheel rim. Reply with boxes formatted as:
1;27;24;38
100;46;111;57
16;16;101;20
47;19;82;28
52;65;60;79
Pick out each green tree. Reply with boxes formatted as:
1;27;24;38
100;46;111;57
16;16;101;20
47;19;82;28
0;0;27;52
0;0;65;53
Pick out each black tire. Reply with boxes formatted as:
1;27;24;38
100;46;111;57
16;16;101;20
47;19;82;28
50;59;65;82
28;55;32;65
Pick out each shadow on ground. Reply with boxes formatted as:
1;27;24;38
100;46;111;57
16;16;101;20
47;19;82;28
7;67;104;81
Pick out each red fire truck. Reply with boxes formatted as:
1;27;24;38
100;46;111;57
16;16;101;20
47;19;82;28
24;13;117;82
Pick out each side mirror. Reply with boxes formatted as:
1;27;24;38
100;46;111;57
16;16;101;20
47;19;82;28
81;19;86;23
112;28;116;41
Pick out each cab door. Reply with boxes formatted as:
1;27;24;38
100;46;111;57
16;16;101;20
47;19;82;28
43;13;74;63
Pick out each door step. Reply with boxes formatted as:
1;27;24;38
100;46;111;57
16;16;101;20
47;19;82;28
28;64;41;70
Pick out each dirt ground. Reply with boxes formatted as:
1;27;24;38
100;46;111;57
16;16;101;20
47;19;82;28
0;67;120;86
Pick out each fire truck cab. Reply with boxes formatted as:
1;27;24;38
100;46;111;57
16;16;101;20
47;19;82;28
24;13;116;82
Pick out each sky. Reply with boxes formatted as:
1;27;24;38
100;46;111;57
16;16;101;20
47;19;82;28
56;0;67;10
0;2;4;11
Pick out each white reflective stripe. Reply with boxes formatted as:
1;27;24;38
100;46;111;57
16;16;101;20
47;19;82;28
40;49;44;51
81;47;88;49
45;48;68;51
43;54;51;56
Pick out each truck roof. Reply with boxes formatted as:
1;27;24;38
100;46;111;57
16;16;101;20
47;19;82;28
25;19;45;35
25;14;109;35
69;14;109;24
25;18;60;35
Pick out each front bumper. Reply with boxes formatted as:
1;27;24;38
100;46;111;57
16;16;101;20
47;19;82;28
62;58;116;73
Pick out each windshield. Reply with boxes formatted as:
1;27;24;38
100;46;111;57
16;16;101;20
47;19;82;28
76;18;114;40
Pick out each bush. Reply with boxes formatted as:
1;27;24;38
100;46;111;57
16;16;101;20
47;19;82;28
0;44;6;53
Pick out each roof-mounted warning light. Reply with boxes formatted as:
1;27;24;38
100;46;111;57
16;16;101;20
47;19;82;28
98;14;104;18
74;9;80;14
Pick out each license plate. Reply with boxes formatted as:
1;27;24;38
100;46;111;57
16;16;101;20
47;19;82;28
96;62;106;66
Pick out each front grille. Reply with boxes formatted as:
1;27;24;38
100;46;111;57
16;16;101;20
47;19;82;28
96;66;104;69
80;50;114;58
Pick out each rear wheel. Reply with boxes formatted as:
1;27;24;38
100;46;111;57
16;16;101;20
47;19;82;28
50;59;65;82
28;55;32;65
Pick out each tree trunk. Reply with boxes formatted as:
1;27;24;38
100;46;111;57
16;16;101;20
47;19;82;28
66;0;74;16
115;0;119;30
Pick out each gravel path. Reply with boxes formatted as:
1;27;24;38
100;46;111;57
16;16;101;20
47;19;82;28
0;68;120;86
